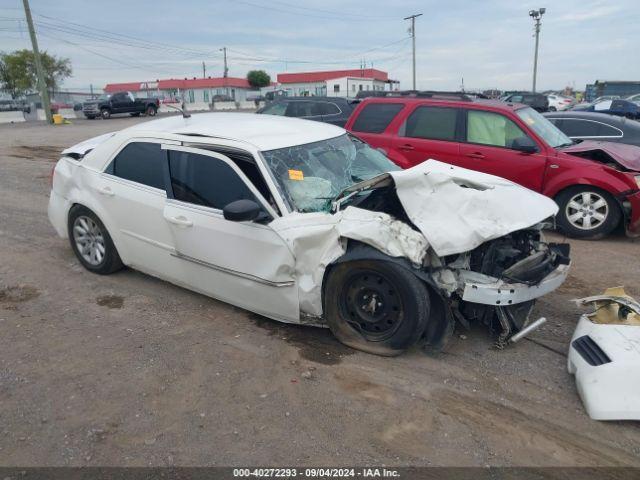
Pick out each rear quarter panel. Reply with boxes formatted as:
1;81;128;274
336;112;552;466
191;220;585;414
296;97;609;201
50;157;130;264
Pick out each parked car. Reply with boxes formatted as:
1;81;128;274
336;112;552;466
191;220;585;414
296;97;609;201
546;94;575;111
82;91;159;119
48;113;570;355
571;99;640;119
345;94;640;238
500;92;549;112
0;99;30;112
544;111;640;147
257;97;356;127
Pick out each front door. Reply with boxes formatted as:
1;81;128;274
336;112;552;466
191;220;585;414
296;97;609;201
389;105;462;169
162;146;299;322
458;109;548;192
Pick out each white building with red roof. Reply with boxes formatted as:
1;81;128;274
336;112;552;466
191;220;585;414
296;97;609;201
104;77;256;105
275;68;397;97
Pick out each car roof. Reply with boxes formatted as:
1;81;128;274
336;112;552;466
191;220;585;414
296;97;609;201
122;112;345;151
358;96;524;112
543;111;630;123
274;96;349;102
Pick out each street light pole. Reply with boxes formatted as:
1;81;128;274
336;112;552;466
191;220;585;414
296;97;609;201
529;8;546;93
404;13;422;90
22;0;52;124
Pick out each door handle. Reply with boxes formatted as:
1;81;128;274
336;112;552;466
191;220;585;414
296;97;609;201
97;186;115;196
166;215;193;227
465;152;485;159
398;143;415;151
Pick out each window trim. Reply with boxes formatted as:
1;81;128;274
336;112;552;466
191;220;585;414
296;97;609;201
399;105;462;142
162;144;279;219
462;108;540;151
554;117;624;139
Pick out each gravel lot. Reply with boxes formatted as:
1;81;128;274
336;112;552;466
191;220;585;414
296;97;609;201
1;116;639;467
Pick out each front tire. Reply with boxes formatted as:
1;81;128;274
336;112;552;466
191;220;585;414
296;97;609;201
67;205;123;274
549;106;557;111
556;186;621;239
100;108;111;119
324;260;430;356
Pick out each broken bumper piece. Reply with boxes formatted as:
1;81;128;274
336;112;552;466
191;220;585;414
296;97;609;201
568;315;640;420
460;263;570;306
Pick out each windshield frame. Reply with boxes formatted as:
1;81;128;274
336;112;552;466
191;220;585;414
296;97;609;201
259;133;400;214
515;106;573;148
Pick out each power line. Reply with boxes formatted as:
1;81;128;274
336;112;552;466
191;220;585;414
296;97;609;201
265;0;389;20
231;0;391;21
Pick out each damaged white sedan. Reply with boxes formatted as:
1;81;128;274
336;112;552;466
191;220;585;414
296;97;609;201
49;113;571;355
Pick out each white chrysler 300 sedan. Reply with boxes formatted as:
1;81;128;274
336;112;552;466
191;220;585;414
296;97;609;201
48;113;570;355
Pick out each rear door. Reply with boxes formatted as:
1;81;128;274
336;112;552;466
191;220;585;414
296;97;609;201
458;109;548;191
285;101;323;120
110;93;129;113
99;139;178;275
348;102;405;157
389;105;462;169
318;101;345;126
162;146;299;321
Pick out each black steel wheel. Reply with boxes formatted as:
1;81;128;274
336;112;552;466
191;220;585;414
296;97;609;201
324;260;430;356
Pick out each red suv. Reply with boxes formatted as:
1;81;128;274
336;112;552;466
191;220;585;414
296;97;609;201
345;94;640;238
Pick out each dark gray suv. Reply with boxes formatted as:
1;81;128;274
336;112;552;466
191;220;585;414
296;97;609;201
257;97;357;127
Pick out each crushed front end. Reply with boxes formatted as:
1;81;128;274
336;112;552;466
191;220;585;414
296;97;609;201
430;227;571;347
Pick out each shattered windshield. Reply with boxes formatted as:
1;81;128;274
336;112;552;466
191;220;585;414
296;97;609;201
261;134;399;212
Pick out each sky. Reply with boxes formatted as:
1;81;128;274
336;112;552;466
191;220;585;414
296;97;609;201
0;0;638;93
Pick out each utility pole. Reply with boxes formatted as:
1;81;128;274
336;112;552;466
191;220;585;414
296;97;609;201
529;8;546;93
22;0;52;124
202;61;206;78
404;13;422;90
220;47;228;78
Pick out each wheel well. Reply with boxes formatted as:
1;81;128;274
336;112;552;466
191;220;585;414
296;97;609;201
321;241;454;350
553;184;623;214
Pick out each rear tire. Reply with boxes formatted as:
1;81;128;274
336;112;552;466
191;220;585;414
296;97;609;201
324;260;430;356
85;115;95;120
130;112;141;117
145;105;157;116
100;108;111;119
556;186;621;239
67;205;123;275
549;106;557;111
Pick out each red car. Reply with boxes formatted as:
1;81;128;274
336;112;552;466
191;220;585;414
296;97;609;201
345;94;640;238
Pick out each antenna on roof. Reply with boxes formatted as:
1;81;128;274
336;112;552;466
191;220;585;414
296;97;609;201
166;104;191;119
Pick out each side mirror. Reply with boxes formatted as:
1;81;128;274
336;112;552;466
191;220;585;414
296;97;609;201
511;137;539;154
223;199;263;222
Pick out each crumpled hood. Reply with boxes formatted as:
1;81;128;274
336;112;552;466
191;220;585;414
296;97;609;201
560;140;640;171
386;160;559;256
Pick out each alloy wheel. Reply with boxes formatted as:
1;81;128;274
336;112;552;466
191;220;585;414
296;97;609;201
73;215;106;266
565;191;609;230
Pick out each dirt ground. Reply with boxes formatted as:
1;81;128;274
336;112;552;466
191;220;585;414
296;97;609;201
0;116;639;467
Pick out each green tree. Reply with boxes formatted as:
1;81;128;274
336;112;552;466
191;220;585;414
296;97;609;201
0;49;72;99
246;70;271;89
